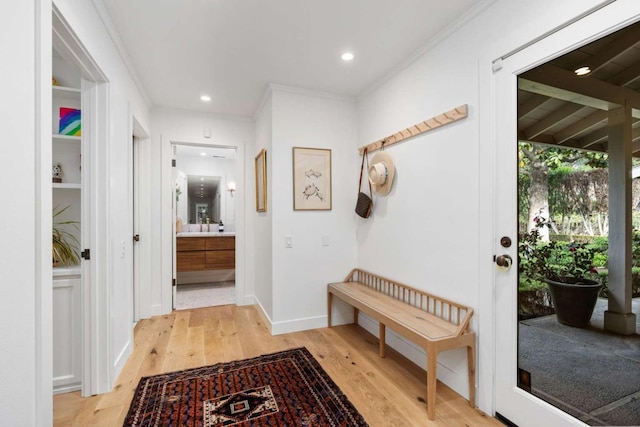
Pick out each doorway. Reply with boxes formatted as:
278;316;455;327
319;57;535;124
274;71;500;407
490;4;640;426
172;143;237;310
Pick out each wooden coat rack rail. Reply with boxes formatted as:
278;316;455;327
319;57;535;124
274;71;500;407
358;104;468;155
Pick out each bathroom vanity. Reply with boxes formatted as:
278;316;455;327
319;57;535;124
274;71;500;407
176;233;235;272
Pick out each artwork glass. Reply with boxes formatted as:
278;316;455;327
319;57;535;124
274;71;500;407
293;147;331;210
255;149;267;212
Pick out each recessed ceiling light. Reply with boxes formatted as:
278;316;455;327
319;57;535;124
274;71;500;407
200;152;206;156
200;177;205;181
574;66;591;76
341;52;354;61
200;95;211;102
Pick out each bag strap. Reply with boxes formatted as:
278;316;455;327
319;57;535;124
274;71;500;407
358;148;372;196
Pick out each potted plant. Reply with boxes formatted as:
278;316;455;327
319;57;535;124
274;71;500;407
519;217;602;328
53;205;80;266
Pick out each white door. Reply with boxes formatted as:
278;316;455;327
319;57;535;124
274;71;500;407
493;3;640;426
172;152;178;310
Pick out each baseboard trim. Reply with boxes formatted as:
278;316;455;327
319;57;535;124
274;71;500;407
271;314;327;336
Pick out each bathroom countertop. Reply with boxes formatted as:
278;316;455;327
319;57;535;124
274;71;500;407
176;232;235;237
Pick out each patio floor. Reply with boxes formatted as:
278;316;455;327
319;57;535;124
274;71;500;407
519;299;640;426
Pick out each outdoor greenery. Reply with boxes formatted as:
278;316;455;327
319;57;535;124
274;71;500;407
519;217;598;289
517;143;640;318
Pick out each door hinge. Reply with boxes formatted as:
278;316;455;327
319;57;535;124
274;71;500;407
81;249;91;260
172;278;177;286
172;159;176;167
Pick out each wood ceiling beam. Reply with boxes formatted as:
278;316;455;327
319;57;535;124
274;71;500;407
573;25;640;74
579;126;608;148
609;61;640;86
553;110;608;145
519;64;640;111
520;135;582;149
578;123;640;150
523;103;585;140
518;94;550;119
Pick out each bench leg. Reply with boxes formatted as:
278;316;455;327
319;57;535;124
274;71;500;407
379;324;386;358
354;307;359;325
467;342;476;408
426;346;437;421
327;292;333;327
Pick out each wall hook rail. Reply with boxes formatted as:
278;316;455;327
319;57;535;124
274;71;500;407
358;104;468;155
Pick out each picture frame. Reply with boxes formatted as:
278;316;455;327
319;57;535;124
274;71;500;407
255;149;267;212
292;147;332;211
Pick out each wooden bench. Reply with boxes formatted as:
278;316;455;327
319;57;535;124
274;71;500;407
327;268;475;421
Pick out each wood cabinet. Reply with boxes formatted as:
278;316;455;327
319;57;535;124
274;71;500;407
177;236;235;271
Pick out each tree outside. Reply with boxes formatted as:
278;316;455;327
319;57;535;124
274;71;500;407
518;142;640;319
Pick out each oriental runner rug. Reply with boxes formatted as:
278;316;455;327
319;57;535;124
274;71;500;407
123;347;368;426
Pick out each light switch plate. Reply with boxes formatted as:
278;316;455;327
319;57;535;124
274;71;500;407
285;235;293;248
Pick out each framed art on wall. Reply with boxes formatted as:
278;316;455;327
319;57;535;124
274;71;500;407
255;149;267;212
292;147;331;211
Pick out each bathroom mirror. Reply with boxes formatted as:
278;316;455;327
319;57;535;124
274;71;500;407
186;174;220;224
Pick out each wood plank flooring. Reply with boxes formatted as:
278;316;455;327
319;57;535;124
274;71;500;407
53;305;501;426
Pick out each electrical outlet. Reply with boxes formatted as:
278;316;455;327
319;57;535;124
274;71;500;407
322;234;329;246
285;235;293;248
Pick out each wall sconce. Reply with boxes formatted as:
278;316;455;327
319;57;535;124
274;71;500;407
228;181;236;197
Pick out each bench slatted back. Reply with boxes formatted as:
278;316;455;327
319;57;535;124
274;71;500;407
345;268;473;336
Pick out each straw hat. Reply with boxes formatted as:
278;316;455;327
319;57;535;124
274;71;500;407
368;152;395;196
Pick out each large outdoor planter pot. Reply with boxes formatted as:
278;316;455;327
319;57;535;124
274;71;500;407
544;277;602;328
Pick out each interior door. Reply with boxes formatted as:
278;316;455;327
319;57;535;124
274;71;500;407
493;3;640;425
133;135;140;321
171;151;178;310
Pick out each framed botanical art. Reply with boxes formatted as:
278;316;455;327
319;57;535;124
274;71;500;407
255;149;267;212
292;147;331;211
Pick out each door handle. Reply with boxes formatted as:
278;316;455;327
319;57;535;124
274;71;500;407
495;254;512;271
133;234;140;242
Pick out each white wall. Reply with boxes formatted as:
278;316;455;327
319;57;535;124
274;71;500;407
152;108;254;313
53;0;149;131
52;0;153;394
268;87;358;334
254;93;274;320
355;0;619;413
0;1;51;425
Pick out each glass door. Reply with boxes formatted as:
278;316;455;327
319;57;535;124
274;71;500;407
494;3;640;426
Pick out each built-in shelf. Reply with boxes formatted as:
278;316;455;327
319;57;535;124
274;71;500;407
53;134;81;143
52;85;80;100
53;182;81;189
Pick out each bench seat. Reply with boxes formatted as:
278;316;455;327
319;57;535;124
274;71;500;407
327;269;475;421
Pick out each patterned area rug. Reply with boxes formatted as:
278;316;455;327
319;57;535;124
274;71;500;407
123;347;368;426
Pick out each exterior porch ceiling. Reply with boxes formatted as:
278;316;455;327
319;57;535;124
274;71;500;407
518;21;640;155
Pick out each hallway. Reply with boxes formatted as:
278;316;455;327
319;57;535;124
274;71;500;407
53;305;499;426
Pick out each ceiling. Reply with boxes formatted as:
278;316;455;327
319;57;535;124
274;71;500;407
99;0;481;117
518;21;640;155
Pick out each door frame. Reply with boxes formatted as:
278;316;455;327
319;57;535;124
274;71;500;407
479;2;640;424
161;136;247;313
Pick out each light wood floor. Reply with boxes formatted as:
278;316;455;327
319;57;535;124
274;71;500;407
53;305;501;426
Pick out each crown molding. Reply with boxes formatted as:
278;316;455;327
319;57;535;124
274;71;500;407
90;0;153;108
153;106;254;123
253;83;356;120
269;83;356;103
359;0;498;100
